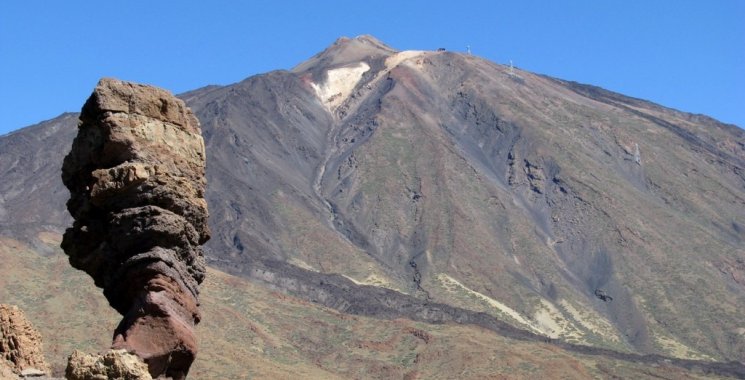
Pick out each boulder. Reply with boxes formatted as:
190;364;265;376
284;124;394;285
0;304;50;376
65;350;152;380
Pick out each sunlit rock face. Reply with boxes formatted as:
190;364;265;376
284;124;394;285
61;78;210;380
0;304;50;376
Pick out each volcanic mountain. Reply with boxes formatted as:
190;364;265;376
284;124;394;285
1;35;744;377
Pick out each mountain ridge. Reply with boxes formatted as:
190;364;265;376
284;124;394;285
1;36;744;376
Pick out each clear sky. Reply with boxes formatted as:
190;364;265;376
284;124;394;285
1;1;743;135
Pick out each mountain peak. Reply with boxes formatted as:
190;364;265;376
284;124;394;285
340;34;394;50
292;35;397;74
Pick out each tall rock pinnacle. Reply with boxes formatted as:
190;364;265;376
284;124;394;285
61;78;210;379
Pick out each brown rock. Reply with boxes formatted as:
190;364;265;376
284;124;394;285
0;304;50;376
61;78;210;379
0;361;19;380
66;350;152;380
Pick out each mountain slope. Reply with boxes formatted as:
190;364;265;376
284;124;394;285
0;113;77;246
1;35;744;369
1;234;741;379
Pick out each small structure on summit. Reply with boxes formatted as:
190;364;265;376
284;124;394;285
61;78;210;379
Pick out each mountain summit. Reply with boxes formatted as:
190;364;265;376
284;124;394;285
1;36;744;376
292;35;397;74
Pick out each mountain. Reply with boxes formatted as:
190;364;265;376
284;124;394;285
1;35;744;377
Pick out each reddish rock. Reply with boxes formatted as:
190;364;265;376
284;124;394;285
61;78;210;379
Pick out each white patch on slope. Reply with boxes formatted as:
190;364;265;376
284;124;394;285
342;273;396;290
436;273;595;340
311;62;370;112
384;50;426;70
289;257;318;272
559;299;619;342
436;273;541;334
533;300;566;339
310;50;427;115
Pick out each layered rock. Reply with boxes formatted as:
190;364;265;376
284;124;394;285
0;304;50;376
61;78;210;379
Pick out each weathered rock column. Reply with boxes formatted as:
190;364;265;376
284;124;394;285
0;304;50;377
61;78;210;379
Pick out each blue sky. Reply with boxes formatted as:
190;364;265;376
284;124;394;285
1;1;743;135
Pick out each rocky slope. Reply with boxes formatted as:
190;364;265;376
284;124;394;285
0;35;744;375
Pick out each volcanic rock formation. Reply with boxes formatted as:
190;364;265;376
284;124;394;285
0;304;50;376
66;350;152;380
61;78;210;379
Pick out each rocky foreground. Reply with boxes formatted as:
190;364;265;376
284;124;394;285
0;304;50;379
